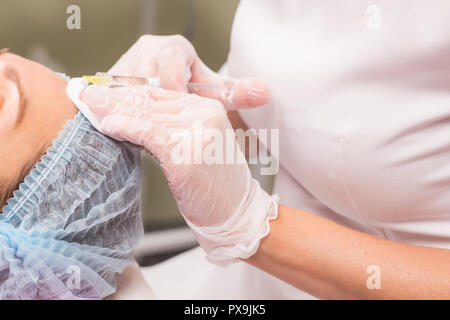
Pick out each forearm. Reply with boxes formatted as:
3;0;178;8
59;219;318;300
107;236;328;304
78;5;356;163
245;205;450;299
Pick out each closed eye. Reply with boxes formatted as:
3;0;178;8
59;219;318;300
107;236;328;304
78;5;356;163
3;64;28;125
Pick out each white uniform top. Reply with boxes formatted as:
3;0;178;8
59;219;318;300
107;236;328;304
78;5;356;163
143;0;450;299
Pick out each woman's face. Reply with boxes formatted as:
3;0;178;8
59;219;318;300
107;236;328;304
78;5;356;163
0;51;77;199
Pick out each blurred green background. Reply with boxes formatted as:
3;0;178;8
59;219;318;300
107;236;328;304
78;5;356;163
0;0;240;231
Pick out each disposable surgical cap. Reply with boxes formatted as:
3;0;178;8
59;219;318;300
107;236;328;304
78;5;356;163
0;112;143;299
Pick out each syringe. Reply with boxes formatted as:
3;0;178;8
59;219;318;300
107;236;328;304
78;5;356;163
82;72;235;102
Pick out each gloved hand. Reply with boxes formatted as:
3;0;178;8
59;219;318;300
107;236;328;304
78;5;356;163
81;85;279;266
107;34;271;110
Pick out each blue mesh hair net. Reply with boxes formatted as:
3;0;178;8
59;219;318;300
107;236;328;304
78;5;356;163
0;112;144;299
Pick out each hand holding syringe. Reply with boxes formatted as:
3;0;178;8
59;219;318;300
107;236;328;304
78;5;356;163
83;73;238;110
72;35;275;268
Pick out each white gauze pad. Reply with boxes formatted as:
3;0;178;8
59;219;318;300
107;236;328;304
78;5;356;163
67;78;103;132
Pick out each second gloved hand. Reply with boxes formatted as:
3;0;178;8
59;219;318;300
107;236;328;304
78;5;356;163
107;34;272;110
81;85;279;266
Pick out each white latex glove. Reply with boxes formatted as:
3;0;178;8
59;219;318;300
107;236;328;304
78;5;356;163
81;85;279;266
107;34;271;110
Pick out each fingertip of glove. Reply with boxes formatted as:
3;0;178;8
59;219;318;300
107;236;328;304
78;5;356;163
234;78;272;108
80;85;108;106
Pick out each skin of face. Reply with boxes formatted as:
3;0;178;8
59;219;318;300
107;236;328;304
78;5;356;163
0;52;77;200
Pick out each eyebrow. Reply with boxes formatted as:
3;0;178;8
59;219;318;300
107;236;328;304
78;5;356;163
3;65;28;125
0;48;9;56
